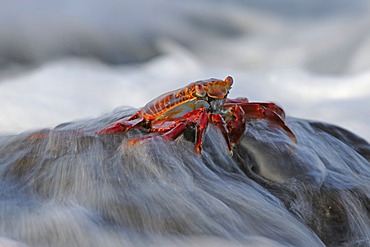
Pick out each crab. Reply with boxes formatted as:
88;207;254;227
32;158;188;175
97;76;296;154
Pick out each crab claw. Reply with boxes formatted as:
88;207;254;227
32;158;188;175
224;98;297;144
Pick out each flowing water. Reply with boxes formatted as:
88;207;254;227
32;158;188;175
1;0;370;246
0;108;369;246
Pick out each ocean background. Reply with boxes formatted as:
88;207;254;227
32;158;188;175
0;0;369;142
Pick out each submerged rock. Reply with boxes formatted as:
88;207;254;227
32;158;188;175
0;108;369;247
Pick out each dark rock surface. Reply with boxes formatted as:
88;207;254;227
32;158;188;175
0;109;369;247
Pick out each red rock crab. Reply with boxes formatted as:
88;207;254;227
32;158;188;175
97;76;296;154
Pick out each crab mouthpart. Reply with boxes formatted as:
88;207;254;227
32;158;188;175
210;98;226;112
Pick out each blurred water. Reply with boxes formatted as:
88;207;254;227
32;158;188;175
1;0;370;246
0;0;369;70
0;109;369;246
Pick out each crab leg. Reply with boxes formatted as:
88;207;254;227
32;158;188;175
96;115;143;135
152;108;210;153
225;98;286;119
194;110;209;153
224;98;296;143
160;122;187;141
241;103;296;142
210;114;232;153
126;109;210;154
126;120;187;146
223;105;247;145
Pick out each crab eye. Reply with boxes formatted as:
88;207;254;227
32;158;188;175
195;84;206;97
225;76;233;87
